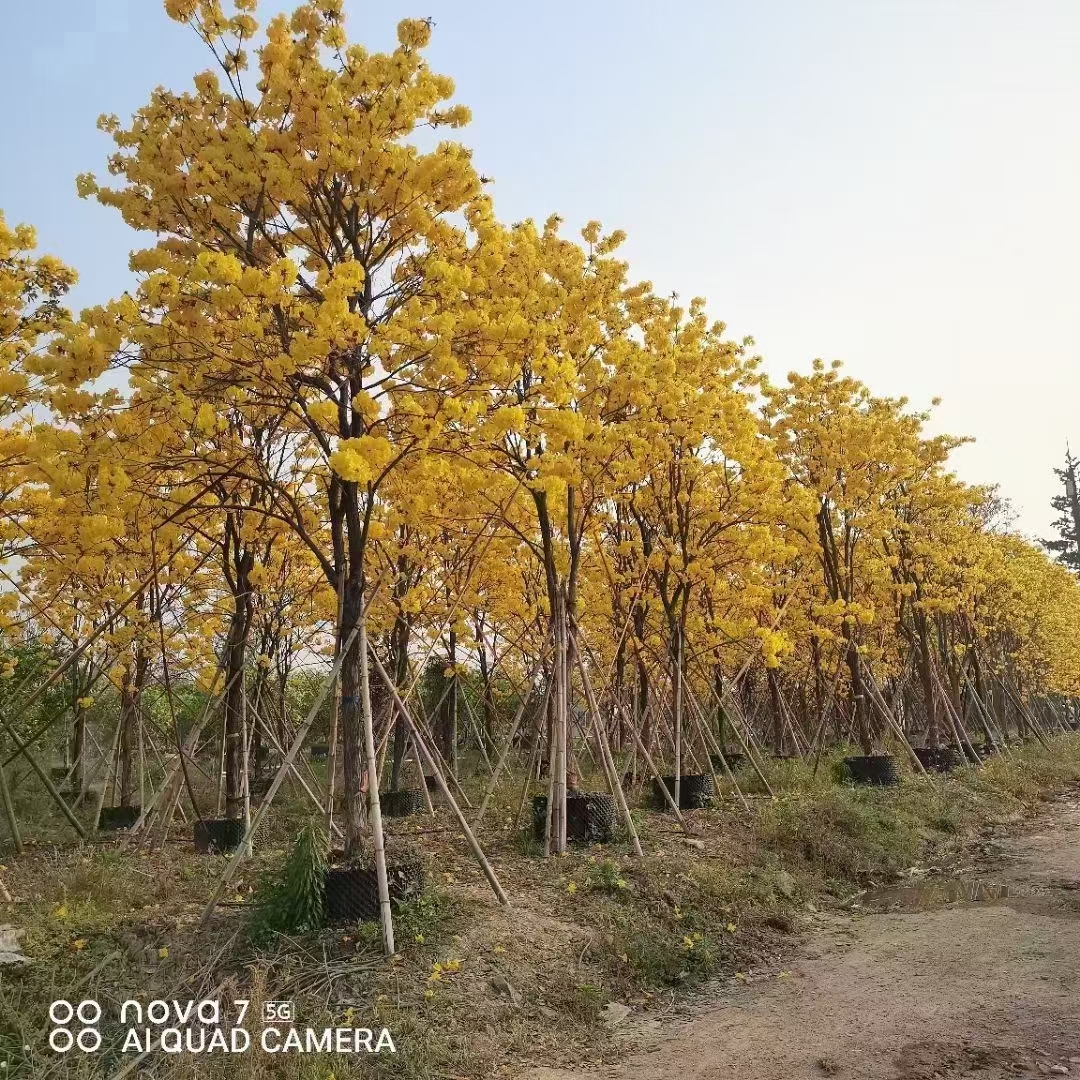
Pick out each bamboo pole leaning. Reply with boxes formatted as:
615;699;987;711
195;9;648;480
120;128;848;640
0;759;22;853
368;649;510;908
358;609;395;955
473;648;550;829
574;628;692;831
574;643;643;857
198;626;362;930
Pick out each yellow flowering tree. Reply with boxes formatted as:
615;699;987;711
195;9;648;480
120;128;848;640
69;0;510;856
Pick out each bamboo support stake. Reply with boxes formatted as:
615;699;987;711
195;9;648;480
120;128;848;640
198;626;362;929
574;645;643;857
247;696;344;840
325;569;346;838
137;710;146;818
0;515;215;763
459;690;495;774
358;612;395;956
550;597;568;855
681;680;750;812
130;661;238;840
673;628;683;810
959;665;1008;754
0;710;88;840
0;760;22;854
633;627;774;799
473;649;550;828
696;723;724;804
513;716;545;833
215;713;228;817
324;686;341;826
401;663;474;808
542;723;557;858
575;630;691;829
862;670;927;775
942;691;976;762
241;682;253;851
369;649;510;907
775;679;811;755
691;665;775;799
374;718;391;790
997;675;1052;750
91;710;125;834
929;661;980;762
810;660;845;776
413;728;436;816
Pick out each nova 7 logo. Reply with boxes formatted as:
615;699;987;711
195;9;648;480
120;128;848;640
46;998;396;1057
49;1000;102;1053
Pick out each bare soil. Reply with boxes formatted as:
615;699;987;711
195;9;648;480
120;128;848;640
530;791;1080;1080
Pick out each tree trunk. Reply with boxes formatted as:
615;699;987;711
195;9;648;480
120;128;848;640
844;630;872;755
636;658;650;752
811;635;825;742
339;575;367;858
916;615;939;748
542;667;555;779
768;666;786;755
672;622;683;804
224;605;251;821
71;704;86;797
713;665;726;749
118;667;135;807
118;650;147;807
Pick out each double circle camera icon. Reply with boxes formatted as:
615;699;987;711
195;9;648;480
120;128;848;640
49;1000;102;1053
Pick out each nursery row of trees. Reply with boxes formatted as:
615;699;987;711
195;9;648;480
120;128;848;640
2;0;1079;925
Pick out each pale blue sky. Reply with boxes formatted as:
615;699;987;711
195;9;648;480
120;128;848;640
3;1;1078;537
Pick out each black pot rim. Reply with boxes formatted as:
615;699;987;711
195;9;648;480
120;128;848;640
324;862;423;893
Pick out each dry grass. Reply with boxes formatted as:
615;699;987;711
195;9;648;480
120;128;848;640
1;735;1079;1077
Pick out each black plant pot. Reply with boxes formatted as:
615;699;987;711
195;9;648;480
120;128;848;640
325;857;424;924
98;805;141;831
380;789;425;818
710;752;744;771
843;755;900;787
912;746;963;773
194;818;246;853
309;743;329;762
653;773;715;810
531;792;615;843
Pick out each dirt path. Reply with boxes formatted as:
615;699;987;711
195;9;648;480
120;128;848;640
531;791;1080;1080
